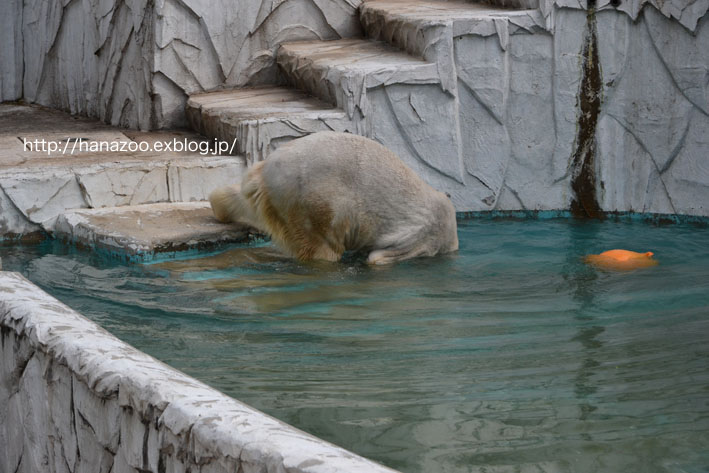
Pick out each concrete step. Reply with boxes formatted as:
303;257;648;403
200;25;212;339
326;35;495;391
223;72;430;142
277;38;440;118
360;0;544;97
186;86;355;164
361;0;542;62
276;37;465;186
0;104;246;239
486;0;539;9
54;202;256;262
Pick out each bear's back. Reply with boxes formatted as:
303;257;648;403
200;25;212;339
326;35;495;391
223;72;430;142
261;132;428;209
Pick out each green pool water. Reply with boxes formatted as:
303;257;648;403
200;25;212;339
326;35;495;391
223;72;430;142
2;218;709;473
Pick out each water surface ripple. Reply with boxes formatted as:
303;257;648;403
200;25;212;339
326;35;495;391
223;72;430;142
3;219;709;473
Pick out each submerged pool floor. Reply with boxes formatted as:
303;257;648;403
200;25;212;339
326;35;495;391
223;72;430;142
3;218;709;473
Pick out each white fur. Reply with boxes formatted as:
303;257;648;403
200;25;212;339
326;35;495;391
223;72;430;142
210;132;458;264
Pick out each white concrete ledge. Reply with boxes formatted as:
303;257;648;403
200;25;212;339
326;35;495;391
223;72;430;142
53;202;255;262
0;272;400;473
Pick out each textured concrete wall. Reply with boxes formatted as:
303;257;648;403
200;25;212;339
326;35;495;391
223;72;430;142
0;154;245;236
453;5;709;215
0;103;248;237
0;272;399;473
2;0;707;214
358;2;709;215
7;0;156;129
0;0;23;102
153;0;363;127
540;0;709;30
0;0;362;129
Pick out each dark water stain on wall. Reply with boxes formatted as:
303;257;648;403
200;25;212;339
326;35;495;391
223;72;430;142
570;3;603;219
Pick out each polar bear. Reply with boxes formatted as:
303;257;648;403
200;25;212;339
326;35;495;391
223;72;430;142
209;132;458;264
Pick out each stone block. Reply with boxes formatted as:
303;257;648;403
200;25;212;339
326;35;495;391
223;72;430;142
53;202;253;260
0;105;250;237
277;38;440;116
167;157;247;201
0;272;405;473
186;87;355;163
77;168;170;209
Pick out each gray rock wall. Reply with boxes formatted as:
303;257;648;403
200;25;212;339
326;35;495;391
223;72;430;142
0;155;245;236
1;0;707;215
540;0;709;30
0;0;23;102
0;0;362;129
11;0;156;129
153;0;363;127
0;272;399;473
449;6;709;214
355;3;708;215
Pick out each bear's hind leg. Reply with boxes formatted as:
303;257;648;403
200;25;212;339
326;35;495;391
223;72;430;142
283;225;343;262
276;201;345;262
367;246;427;265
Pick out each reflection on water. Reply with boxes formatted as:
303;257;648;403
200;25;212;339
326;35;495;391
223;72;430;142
564;222;604;427
2;219;709;473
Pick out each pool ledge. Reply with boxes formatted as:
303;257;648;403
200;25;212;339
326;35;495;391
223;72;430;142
0;271;399;473
54;202;259;263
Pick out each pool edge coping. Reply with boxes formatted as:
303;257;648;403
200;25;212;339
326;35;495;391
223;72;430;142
0;271;400;473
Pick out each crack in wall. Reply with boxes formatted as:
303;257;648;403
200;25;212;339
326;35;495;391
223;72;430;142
570;4;603;218
169;0;226;83
95;1;122;57
166;42;208;91
105;24;135;124
141;406;153;471
456;77;505;127
33;0;83;107
20;0;25;99
70;375;82;470
643;10;709;117
503;183;527;210
0;184;38;233
381;86;464;184
606;113;678;213
12;442;24;473
24;176;76;219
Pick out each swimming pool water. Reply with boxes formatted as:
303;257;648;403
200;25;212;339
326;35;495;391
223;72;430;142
2;218;709;473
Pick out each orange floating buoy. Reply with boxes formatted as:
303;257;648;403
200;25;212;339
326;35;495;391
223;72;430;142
584;249;658;271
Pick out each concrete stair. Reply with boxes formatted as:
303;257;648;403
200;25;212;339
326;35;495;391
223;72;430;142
0;104;247;244
0;103;257;259
184;0;547;209
277;38;440;117
186;86;355;165
360;0;542;67
274;32;467;184
2;0;551;254
54;202;256;262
